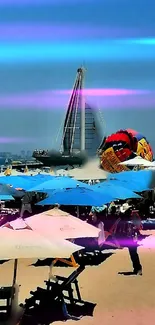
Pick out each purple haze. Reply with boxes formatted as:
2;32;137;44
138;235;155;249
0;137;35;144
0;89;154;110
58;88;150;96
0;0;95;5
0;24;153;41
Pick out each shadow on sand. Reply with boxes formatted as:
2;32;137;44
19;298;96;325
118;271;136;276
118;271;142;276
18;264;97;325
31;251;114;268
0;251;114;324
0;260;10;265
17;250;115;324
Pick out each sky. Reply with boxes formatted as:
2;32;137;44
0;0;155;153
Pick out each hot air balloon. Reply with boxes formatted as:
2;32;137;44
99;129;153;173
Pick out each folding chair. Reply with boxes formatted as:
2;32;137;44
19;266;85;324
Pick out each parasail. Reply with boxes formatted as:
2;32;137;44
99;129;153;173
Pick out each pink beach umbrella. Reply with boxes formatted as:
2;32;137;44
23;206;100;240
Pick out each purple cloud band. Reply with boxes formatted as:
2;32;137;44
0;0;93;5
57;88;150;96
0;24;154;41
0;137;35;143
0;88;154;110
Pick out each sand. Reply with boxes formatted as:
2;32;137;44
1;233;155;325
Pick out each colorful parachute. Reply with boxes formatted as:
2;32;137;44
100;129;153;173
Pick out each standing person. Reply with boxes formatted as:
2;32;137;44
128;209;143;275
119;206;143;275
20;193;32;219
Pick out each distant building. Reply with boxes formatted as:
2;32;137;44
26;150;32;158
0;152;12;158
21;150;25;158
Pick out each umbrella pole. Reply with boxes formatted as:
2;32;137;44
10;259;18;316
77;206;80;218
49;259;58;282
12;259;18;288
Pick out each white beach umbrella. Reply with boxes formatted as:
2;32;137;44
0;226;83;260
0;225;83;312
119;156;153;167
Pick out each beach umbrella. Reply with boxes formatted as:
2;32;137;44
0;176;34;190
27;176;90;192
0;183;25;198
0;224;83;260
36;187;114;207
0;184;19;196
119;156;154;167
108;170;155;191
92;183;142;200
10;206;101;240
0;223;83;312
102;179;149;193
0;175;54;191
0;195;14;201
0;184;23;200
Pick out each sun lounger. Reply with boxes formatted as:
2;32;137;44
0;286;14;321
25;265;84;306
44;265;84;303
19;266;86;324
0;284;21;325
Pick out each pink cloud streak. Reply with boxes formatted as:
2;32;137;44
0;88;154;110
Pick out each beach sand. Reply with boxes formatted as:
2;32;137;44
1;235;155;325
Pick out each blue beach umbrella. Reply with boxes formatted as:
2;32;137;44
36;187;114;206
108;170;155;190
28;177;90;192
92;183;141;200
0;175;50;191
0;184;24;198
103;179;149;192
0;176;34;190
0;195;14;201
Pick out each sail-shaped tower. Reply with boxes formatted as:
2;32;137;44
33;67;101;167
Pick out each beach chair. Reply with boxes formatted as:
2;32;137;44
0;286;12;321
26;265;85;306
50;254;79;268
19;266;86;324
0;285;19;323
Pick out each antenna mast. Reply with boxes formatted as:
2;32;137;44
60;67;86;153
80;67;86;151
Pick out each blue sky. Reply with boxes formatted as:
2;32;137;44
0;0;155;153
